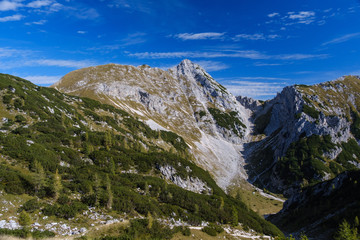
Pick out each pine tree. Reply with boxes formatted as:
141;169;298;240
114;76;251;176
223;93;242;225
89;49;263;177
355;216;359;228
94;173;101;207
147;212;153;229
34;160;45;193
109;158;115;175
106;174;113;210
219;196;224;211
194;204;199;214
231;206;238;227
104;131;112;150
19;210;32;229
144;181;149;195
299;233;309;240
53;169;62;201
334;220;358;240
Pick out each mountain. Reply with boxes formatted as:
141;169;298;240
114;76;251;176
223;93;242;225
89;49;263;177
52;59;252;190
0;73;283;239
52;60;360;238
247;76;360;196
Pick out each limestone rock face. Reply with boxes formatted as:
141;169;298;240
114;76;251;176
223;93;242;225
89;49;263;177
247;76;360;194
53;59;251;190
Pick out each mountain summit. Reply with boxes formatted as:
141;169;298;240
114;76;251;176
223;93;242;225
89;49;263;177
53;60;251;189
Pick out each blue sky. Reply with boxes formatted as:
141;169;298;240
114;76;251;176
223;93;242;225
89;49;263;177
1;0;360;99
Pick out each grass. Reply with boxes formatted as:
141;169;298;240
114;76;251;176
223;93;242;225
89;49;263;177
172;228;236;240
84;220;129;239
227;185;284;216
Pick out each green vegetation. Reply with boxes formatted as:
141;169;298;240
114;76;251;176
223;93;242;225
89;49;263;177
208;108;246;137
350;109;360;139
0;228;55;239
302;104;320;119
0;74;283;238
334;219;359;240
202;223;224;236
269;170;360;239
98;219;192;240
276;134;351;188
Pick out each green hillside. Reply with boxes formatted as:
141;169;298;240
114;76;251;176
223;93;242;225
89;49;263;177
0;74;283;239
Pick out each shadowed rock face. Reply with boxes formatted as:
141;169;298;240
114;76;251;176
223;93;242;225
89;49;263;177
247;76;360;195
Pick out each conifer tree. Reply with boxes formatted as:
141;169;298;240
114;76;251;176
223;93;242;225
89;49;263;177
104;131;112;150
34;160;45;193
334;220;358;240
106;174;113;210
219;196;224;211
19;210;32;229
94;173;101;207
147;212;153;229
53;169;62;201
231;206;238;226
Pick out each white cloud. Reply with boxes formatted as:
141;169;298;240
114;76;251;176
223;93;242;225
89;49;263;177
254;62;282;66
128;50;328;61
194;60;229;72
129;50;269;59
28;59;96;68
234;33;280;41
174;32;225;40
0;14;23;22
322;32;360;46
0;47;29;57
23;75;61;85
268;12;279;18
220;78;287;99
25;19;47;25
73;8;99;20
0;0;23;11
27;0;53;8
288;11;315;20
287;11;316;25
77;30;87;34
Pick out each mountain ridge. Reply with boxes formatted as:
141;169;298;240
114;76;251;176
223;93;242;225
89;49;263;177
52;59;252;190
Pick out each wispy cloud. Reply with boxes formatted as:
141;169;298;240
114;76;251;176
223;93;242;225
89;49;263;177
220;78;287;99
27;0;53;8
322;32;360;46
128;50;328;61
71;7;99;20
89;33;146;52
0;14;23;22
266;10;320;26
174;32;225;40
77;30;87;34
25;19;47;25
233;33;280;41
22;75;61;85
254;62;282;66
0;0;23;11
268;12;279;18
27;59;96;68
194;60;229;72
0;47;31;57
120;32;147;46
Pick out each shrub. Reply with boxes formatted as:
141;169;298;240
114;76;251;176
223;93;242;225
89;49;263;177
20;198;41;213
